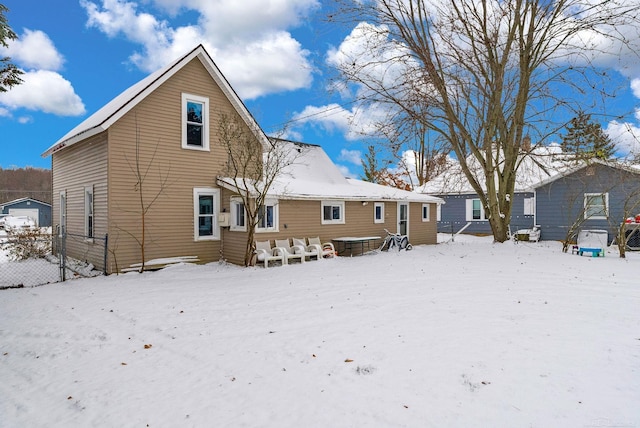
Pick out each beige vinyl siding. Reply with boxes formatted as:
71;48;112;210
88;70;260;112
51;133;108;271
409;202;437;245
223;199;435;261
105;58;250;271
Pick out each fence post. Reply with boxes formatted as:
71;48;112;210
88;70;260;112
103;233;108;275
58;225;66;282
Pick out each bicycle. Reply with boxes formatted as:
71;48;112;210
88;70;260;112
379;228;413;251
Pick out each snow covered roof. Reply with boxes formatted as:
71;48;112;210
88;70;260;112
42;44;268;157
218;140;444;204
1;197;51;207
533;158;640;189
416;144;571;195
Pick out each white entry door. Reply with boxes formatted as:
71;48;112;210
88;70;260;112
398;203;408;236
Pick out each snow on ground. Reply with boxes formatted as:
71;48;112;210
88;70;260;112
1;236;639;428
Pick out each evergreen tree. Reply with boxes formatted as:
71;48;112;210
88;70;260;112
0;4;23;92
561;111;616;161
361;145;381;183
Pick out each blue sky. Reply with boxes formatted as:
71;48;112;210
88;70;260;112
2;0;640;175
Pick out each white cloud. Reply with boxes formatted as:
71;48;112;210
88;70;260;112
631;79;640;99
605;120;640;157
2;29;65;71
336;164;357;178
0;70;86;116
80;0;319;99
338;149;362;165
0;29;84;117
291;102;393;141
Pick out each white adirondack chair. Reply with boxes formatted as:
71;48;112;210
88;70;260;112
275;239;305;264
254;240;285;267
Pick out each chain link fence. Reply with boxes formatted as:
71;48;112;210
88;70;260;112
0;226;106;289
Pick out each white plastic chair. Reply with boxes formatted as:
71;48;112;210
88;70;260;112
275;239;305;264
292;238;320;261
308;237;336;258
254;240;285;267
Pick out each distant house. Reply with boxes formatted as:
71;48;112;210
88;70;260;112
534;160;640;244
42;45;443;273
0;197;51;227
416;146;566;235
417;150;640;244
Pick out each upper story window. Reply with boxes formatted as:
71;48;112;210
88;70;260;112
374;202;385;224
256;199;279;232
584;193;608;220
322;200;345;225
230;197;246;231
182;93;209;151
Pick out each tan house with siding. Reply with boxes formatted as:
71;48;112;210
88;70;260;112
42;45;443;273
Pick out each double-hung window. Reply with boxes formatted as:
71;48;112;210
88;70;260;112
193;188;219;240
230;197;246;231
182;93;209;151
466;198;487;221
84;185;94;239
584;193;608;220
374;202;384;224
256;199;278;232
322;200;345;225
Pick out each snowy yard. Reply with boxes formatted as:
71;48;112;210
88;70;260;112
1;236;639;427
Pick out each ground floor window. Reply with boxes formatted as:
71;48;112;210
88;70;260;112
230;197;246;231
466;198;488;221
374;202;384;223
422;203;430;222
84;185;94;239
193;188;220;240
322;200;345;225
584;193;608;220
256;199;278;232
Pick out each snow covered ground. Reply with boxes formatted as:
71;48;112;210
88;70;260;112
1;235;639;427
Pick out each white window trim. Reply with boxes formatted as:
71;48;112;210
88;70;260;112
84;185;94;241
255;198;279;233
523;197;535;216
321;200;345;225
584;192;609;220
230;196;247;232
422;203;430;222
193;187;220;241
181;93;210;151
374;202;385;224
466;198;488;221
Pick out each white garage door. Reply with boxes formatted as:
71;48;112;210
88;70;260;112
8;209;39;226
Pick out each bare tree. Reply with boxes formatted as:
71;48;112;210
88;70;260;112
118;119;170;272
330;0;640;242
218;113;301;266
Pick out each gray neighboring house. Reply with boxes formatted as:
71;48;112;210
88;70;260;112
534;160;640;244
417;146;566;236
0;197;52;227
